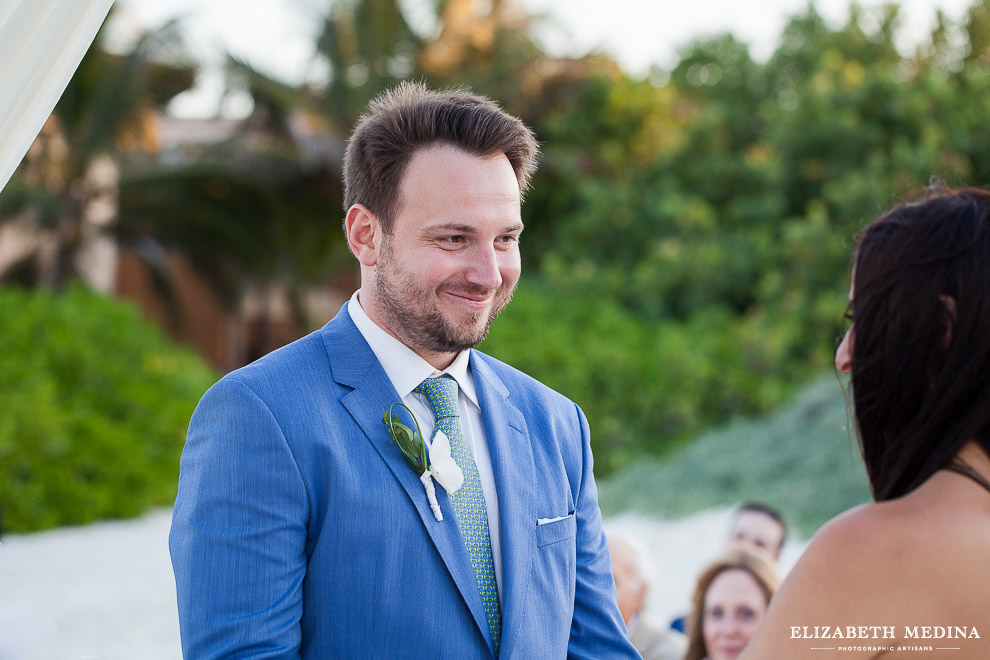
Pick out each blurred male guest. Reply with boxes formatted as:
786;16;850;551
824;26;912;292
608;532;687;660
724;501;787;561
169;82;638;660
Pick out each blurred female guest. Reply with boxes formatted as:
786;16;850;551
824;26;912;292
742;186;990;659
684;549;780;660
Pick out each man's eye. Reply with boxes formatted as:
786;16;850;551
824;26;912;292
497;235;520;246
439;236;464;245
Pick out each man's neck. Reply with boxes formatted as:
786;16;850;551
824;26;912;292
354;290;458;370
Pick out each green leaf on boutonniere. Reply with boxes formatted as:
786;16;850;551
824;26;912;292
382;402;429;473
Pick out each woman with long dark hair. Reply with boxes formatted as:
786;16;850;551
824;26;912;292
741;186;990;659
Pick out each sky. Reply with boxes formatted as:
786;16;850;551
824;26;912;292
112;0;977;117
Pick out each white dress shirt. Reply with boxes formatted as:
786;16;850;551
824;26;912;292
347;291;503;598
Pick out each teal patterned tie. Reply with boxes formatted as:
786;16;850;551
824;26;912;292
415;376;501;656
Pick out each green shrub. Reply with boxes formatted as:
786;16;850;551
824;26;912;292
0;285;217;532
481;281;843;475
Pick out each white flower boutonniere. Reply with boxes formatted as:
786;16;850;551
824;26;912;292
382;403;463;521
427;429;464;494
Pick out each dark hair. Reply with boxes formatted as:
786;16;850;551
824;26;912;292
735;501;787;549
684;549;780;660
342;81;540;234
850;185;990;500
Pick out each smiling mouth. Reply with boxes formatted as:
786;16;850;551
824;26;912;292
443;286;496;305
445;291;493;309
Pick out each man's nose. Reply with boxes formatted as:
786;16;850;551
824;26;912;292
466;245;503;290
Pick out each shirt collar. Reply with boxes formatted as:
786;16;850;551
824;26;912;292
347;290;479;408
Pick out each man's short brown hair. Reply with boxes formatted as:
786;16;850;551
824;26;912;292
342;81;540;234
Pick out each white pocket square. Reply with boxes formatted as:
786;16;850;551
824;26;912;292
537;512;574;525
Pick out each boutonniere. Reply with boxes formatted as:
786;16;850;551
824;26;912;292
382;403;463;521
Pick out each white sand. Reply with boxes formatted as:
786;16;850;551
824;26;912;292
0;509;179;660
0;507;806;659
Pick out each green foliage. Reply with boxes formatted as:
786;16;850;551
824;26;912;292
481;282;845;473
596;373;872;537
483;1;990;475
0;286;216;532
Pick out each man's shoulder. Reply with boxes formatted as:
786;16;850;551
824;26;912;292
232;328;327;382
208;321;343;409
470;349;578;412
222;307;358;387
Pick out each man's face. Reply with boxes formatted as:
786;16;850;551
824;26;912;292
370;145;522;365
725;511;784;560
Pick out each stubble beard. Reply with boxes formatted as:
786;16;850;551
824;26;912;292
374;242;515;355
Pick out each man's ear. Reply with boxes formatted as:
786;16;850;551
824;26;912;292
345;203;380;267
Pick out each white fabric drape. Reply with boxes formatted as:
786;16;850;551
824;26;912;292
0;0;114;193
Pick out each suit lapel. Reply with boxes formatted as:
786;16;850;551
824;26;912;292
471;352;536;660
320;309;493;654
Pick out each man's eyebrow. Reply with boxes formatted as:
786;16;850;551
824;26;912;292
422;223;476;234
421;222;524;234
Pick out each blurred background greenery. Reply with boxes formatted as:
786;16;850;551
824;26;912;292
3;0;989;533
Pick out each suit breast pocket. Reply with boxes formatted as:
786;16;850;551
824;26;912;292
535;512;576;548
526;511;578;645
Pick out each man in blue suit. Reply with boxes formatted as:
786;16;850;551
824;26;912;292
170;82;638;659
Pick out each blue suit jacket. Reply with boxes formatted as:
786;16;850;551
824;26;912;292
170;306;638;659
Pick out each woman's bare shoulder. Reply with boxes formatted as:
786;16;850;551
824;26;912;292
784;502;910;596
789;494;989;597
742;489;990;660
